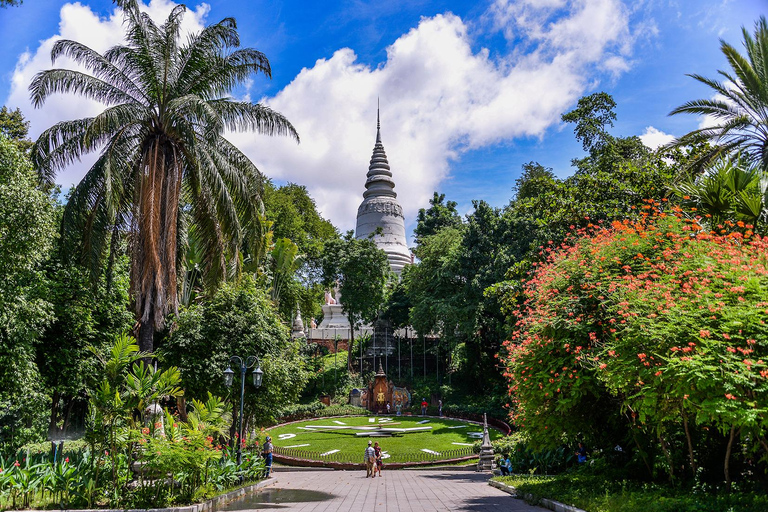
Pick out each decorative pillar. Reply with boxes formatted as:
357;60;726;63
477;413;495;471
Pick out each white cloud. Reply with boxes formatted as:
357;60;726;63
7;0;640;233
639;126;675;149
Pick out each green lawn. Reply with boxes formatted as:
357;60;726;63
267;415;501;463
493;474;768;512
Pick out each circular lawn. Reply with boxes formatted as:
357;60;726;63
266;415;502;465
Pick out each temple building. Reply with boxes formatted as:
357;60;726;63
354;109;412;273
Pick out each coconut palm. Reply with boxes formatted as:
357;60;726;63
30;0;298;352
670;16;768;171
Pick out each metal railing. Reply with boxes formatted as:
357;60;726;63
273;445;475;463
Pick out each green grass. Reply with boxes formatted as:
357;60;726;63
493;474;768;512
267;415;501;462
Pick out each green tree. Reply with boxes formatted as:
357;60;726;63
0;135;57;448
262;181;338;264
561;92;617;153
671;16;768;170
322;232;390;370
414;192;462;244
30;0;298;353
161;276;308;428
0;106;32;153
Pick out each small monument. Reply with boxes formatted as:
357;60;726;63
317;285;351;330
291;309;305;339
477;413;495;472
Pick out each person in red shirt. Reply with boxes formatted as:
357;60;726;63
421;398;428;416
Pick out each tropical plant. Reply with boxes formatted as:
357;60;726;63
670;16;768;171
29;0;298;353
672;154;767;230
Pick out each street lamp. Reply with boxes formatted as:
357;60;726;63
224;355;262;465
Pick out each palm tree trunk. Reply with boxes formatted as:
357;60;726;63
138;311;155;354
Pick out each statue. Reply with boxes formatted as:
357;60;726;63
377;391;385;404
324;290;337;305
310;318;317;329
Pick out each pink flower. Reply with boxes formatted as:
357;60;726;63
64;457;69;463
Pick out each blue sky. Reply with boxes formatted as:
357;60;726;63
0;0;765;239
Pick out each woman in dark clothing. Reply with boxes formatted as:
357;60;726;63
374;442;383;477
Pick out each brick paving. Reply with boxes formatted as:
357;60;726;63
238;469;546;511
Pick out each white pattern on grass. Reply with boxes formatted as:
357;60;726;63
333;420;347;425
452;442;473;446
278;433;296;440
378;418;392;422
320;449;340;456
284;444;310;448
418;419;430;424
369;418;375;423
381;451;390;459
468;432;483;439
446;425;467;429
421;449;440;455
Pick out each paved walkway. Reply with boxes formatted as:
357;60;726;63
225;469;546;511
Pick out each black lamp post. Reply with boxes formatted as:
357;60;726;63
224;355;263;465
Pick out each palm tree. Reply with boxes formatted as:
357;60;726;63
30;0;298;352
670;16;768;171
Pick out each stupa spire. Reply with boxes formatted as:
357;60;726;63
355;102;412;274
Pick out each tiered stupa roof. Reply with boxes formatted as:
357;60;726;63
355;108;411;273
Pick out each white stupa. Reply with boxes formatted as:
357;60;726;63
354;108;411;273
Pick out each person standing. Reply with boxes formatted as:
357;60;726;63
396;401;402;416
374;442;383;477
438;399;443;417
262;436;274;477
364;441;375;477
421;398;428;416
386;401;391;415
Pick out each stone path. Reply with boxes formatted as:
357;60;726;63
231;469;546;511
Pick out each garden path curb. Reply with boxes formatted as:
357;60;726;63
18;477;275;512
489;480;587;512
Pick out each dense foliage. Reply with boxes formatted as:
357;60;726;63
161;277;309;428
501;207;768;486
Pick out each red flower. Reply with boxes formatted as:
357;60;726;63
13;461;20;467
64;457;69;463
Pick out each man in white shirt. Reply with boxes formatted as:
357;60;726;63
364;441;375;477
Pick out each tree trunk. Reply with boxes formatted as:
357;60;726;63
347;316;355;371
49;390;60;438
724;426;739;492
138;311;155;354
682;410;697;478
658;435;674;481
759;437;768;455
177;396;188;422
62;398;75;434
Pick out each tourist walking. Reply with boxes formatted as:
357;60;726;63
421;398;428;416
386;401;391;414
262;436;273;477
364;441;376;477
438;399;443;417
374;442;383;477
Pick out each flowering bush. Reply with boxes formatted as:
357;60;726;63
501;204;768;483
